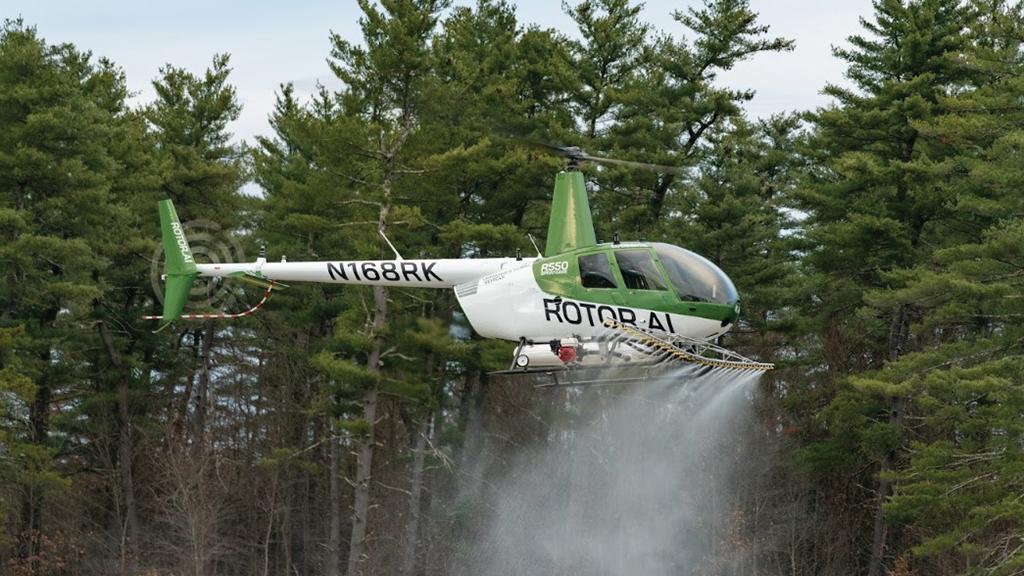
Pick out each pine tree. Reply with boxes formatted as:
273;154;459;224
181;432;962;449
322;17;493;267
848;3;1024;572
319;2;452;573
564;0;649;140
795;1;976;573
252;84;359;576
603;0;793;231
877;222;1024;574
429;1;572;236
0;20;132;566
142;53;247;574
79;70;160;574
668;115;803;358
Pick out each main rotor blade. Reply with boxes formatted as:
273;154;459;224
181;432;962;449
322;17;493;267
580;154;687;176
505;137;687;175
510;138;580;157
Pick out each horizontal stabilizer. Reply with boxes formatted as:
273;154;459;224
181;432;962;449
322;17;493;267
227;271;290;290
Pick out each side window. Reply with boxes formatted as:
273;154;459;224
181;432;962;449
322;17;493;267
614;250;667;291
579;253;617;288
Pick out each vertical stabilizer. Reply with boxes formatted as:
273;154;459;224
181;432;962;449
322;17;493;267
158;199;198;324
544;171;597;256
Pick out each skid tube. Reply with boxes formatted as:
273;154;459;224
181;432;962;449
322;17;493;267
536;365;679;388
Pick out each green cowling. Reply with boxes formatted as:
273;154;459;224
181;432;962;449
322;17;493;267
158;199;197;324
544;171;597;257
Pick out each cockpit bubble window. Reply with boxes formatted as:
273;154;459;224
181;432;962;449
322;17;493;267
579;253;618;289
652;242;738;305
614;250;667;291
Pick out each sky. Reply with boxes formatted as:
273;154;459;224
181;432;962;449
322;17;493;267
10;0;874;147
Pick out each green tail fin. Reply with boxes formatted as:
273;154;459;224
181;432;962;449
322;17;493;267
158;199;197;323
545;171;597;257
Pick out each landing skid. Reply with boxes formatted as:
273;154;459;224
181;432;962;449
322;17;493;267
491;365;673;388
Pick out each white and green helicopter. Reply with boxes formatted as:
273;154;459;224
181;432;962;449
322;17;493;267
151;146;773;379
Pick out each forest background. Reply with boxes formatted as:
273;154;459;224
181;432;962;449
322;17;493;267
1;0;1024;575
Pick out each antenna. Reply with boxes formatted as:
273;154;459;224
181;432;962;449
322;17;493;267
257;241;267;266
527;234;542;257
379;230;403;260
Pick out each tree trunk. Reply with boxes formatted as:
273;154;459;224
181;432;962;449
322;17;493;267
117;373;139;571
347;266;389;576
192;322;215;458
99;320;140;572
20;358;49;565
346;387;379;576
262;466;279;576
328;418;343;576
347;124;408;575
345;108;413;576
422;408;447;574
20;315;56;567
401;417;430;576
289;384;311;576
289;471;309;576
867;305;909;576
185;322;216;576
648;173;676;224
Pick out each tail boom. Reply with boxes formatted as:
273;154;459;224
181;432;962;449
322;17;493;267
196;258;529;289
152;198;530;326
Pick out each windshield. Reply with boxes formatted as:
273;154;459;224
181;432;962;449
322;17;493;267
652;243;738;305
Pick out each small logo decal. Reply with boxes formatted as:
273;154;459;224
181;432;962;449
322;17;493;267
171;222;195;263
540;261;569;276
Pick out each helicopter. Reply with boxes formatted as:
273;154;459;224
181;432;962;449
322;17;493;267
149;145;773;382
